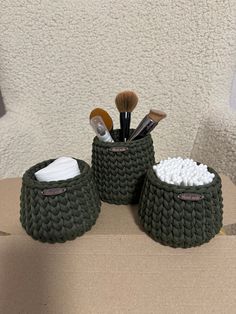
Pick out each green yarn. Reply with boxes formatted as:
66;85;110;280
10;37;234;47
91;129;155;205
139;166;223;248
20;159;101;243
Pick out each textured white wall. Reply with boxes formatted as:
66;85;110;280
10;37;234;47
0;0;235;178
191;102;236;184
230;72;236;110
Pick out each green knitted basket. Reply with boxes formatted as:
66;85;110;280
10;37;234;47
139;165;223;248
20;159;101;243
92;129;155;205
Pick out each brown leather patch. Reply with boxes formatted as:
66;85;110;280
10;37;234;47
41;187;67;196
178;193;204;201
109;147;129;152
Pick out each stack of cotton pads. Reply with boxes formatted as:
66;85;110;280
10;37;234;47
153;157;215;186
35;157;80;182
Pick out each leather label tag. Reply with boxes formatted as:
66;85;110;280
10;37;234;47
109;147;129;152
41;187;67;196
178;193;204;201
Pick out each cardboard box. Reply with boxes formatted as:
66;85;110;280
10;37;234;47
0;176;236;314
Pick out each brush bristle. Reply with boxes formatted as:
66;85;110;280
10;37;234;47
89;108;113;131
148;109;167;123
115;91;138;113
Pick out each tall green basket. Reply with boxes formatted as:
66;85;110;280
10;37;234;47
92;129;155;205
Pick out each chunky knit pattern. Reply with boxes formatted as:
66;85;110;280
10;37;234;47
139;166;223;248
20;159;101;243
92;130;155;204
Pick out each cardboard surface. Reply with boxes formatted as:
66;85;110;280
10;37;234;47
0;176;236;314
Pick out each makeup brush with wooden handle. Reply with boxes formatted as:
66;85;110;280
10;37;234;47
90;108;113;132
115;91;138;142
128;109;166;142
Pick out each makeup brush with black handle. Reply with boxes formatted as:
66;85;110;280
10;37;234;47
127;109;167;142
115;91;138;142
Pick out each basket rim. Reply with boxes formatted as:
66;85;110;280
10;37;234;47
22;158;91;188
92;128;152;148
147;162;220;191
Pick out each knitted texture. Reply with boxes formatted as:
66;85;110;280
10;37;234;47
20;159;101;243
139;166;223;248
92;130;155;204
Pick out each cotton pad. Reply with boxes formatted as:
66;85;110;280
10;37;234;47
35;157;80;182
153;157;214;186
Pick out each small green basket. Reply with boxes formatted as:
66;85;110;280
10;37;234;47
20;159;101;243
139;164;223;248
92;129;155;205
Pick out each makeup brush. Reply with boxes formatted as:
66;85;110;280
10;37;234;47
115;91;138;142
89;108;113;132
90;115;114;143
128;109;167;142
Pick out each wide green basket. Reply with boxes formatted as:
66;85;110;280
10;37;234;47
139;165;223;248
20;159;101;243
92;129;155;205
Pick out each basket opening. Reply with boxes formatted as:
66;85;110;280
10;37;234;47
111;129;146;143
25;159;86;182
